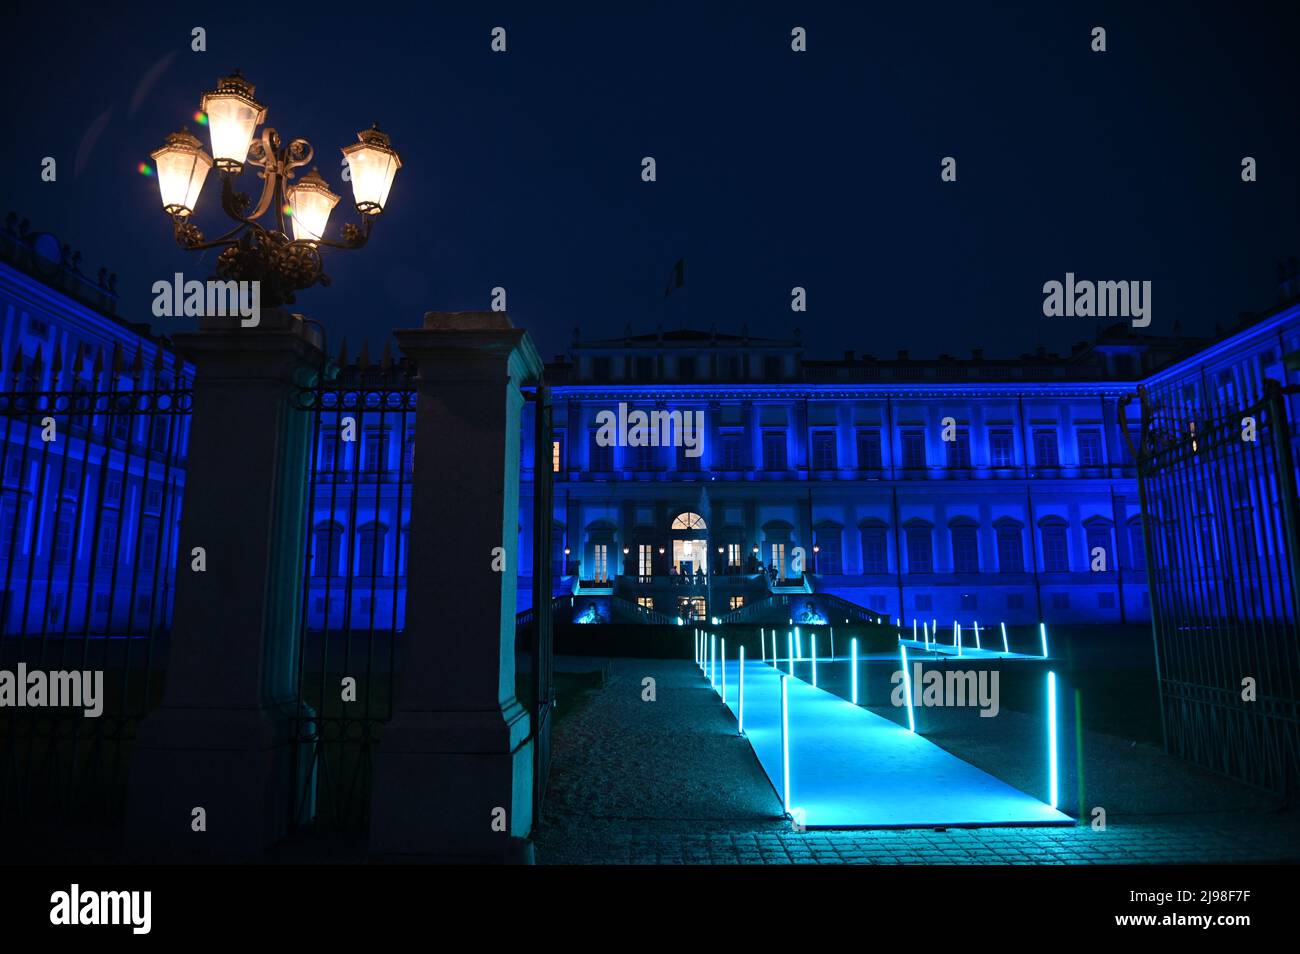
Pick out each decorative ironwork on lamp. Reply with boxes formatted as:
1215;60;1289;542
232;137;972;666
148;70;402;308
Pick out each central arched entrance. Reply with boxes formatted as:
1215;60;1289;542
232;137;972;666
670;511;708;575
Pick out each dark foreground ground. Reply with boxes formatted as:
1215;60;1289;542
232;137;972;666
533;656;1300;864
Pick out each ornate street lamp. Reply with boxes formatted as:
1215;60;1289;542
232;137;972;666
148;70;402;308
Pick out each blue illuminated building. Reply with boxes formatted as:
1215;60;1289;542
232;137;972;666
6;212;1300;633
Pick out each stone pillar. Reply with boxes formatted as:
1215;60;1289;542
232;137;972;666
369;311;542;861
126;310;322;860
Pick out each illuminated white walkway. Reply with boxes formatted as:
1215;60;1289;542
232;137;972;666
713;658;1072;829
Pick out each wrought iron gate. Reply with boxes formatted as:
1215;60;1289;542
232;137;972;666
290;352;415;832
1125;380;1300;796
527;385;555;820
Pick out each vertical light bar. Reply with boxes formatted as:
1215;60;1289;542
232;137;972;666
721;638;727;704
738;646;746;734
795;626;802;661
1040;621;1049;658
850;637;859;704
1001;621;1009;654
955;621;962;656
829;626;835;662
974;621;981;651
811;634;818;687
923;620;930;650
1047;670;1059;808
787;631;794;675
780;673;791;815
900;643;916;733
912;618;917;642
760;628;766;662
710;633;716;688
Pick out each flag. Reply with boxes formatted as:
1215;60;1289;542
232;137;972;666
664;258;684;297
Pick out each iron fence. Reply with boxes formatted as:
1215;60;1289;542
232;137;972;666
1126;380;1300;795
289;350;416;832
0;343;190;824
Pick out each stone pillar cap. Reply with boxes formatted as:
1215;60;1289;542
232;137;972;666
422;310;515;331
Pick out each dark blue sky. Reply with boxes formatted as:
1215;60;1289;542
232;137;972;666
2;1;1298;362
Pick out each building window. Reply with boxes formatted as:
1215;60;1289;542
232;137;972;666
1050;592;1070;611
1077;429;1104;467
856;429;882;470
860;526;888;573
98;516;118;570
1033;428;1060;468
815;531;842;575
53;511;75;565
1041;521;1069;572
61;462;81;498
1085;522;1112;571
770;542;786;578
404;439;416;475
914;594;933;611
762;431;787;470
145;482;163;513
1128;519;1147;571
314;524;342;577
989;429;1014;467
637;596;655;610
727;543;741;568
720;434;741;470
905;525;933;574
1097;592;1115;609
945;429;972;469
552;439;562;473
951;524;979;573
729;595;745;610
105;473;123;505
589;430;613;472
812;432;837;471
0;498;22;551
1007;593;1024;610
671;512;706;530
364;430;389;473
996;522;1024;573
638;544;653;577
319;433;339;474
3;455;23;485
635;444;656;472
901;431;926;470
592;543;609;582
676;443;701;471
358;524;387;577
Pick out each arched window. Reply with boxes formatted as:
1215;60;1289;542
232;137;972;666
313;521;344;577
671;512;707;530
357;522;387;577
1039;517;1069;573
1083;517;1113;572
1127;517;1147;571
813;522;843;575
994;518;1024;574
859;519;889;574
949;518;980;574
903;520;933;574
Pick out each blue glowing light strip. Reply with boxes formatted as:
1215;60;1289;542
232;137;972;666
851;638;859;704
787;631;794;674
974;621;981;650
811;634;818;687
900;643;916;733
1001;622;1009;654
721;637;727;704
1040;622;1049;658
1047;670;1059;808
760;628;766;662
780;673;791;814
711;633;716;688
738;646;746;734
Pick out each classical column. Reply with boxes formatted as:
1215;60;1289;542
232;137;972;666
126;309;322;859
369;311;543;861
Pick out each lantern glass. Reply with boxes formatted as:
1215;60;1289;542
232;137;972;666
288;170;340;243
343;125;402;214
150;132;212;217
200;73;266;172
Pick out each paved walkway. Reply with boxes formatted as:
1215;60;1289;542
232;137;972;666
533;658;1300;864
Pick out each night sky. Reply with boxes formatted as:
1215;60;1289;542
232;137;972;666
2;1;1298;363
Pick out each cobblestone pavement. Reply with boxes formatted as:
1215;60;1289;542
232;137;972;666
533;658;1300;865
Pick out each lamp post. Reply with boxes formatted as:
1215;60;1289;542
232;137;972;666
148;70;402;308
